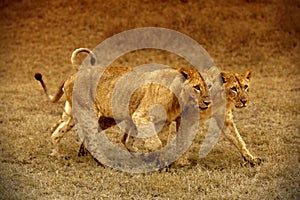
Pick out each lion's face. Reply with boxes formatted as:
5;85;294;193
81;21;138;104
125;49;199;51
179;68;211;111
221;70;252;108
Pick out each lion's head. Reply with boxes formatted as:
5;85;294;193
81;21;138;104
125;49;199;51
178;67;211;111
221;70;252;108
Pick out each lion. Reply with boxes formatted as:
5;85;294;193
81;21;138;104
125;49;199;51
34;48;96;156
217;70;261;166
92;66;211;153
154;69;261;166
35;51;211;156
35;48;261;166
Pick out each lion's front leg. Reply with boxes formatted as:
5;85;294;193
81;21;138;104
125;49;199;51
131;109;163;152
222;120;261;166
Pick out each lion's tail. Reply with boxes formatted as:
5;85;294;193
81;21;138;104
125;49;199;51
34;73;64;103
71;48;96;70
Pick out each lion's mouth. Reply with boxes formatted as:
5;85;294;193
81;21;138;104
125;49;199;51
199;106;209;111
235;104;247;108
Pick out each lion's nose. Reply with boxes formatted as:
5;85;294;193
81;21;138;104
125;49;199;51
203;100;211;106
240;99;247;105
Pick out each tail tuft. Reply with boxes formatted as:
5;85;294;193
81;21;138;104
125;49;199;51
34;73;43;81
90;56;96;65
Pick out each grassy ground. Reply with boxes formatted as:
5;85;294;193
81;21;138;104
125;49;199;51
0;0;299;199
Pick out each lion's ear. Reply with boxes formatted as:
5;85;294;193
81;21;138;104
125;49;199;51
178;68;190;81
243;70;252;80
220;72;229;84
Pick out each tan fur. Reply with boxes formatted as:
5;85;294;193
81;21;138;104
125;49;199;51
35;48;260;166
166;70;260;166
34;48;94;156
218;70;261;166
93;66;211;152
39;65;211;155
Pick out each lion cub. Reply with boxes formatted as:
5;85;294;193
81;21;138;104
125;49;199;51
213;70;261;166
35;60;211;156
35;48;260;166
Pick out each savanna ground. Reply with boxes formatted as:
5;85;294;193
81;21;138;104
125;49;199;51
0;0;299;199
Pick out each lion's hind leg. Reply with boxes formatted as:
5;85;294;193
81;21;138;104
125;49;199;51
50;100;74;156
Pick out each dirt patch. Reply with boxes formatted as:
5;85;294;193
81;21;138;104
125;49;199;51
0;0;299;199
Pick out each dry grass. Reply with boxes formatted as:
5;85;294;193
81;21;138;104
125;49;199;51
0;0;299;199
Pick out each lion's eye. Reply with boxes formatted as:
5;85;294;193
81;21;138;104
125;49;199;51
208;84;212;90
194;85;201;92
231;86;237;93
244;85;249;91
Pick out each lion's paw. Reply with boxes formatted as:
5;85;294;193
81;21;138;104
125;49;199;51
242;156;262;167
